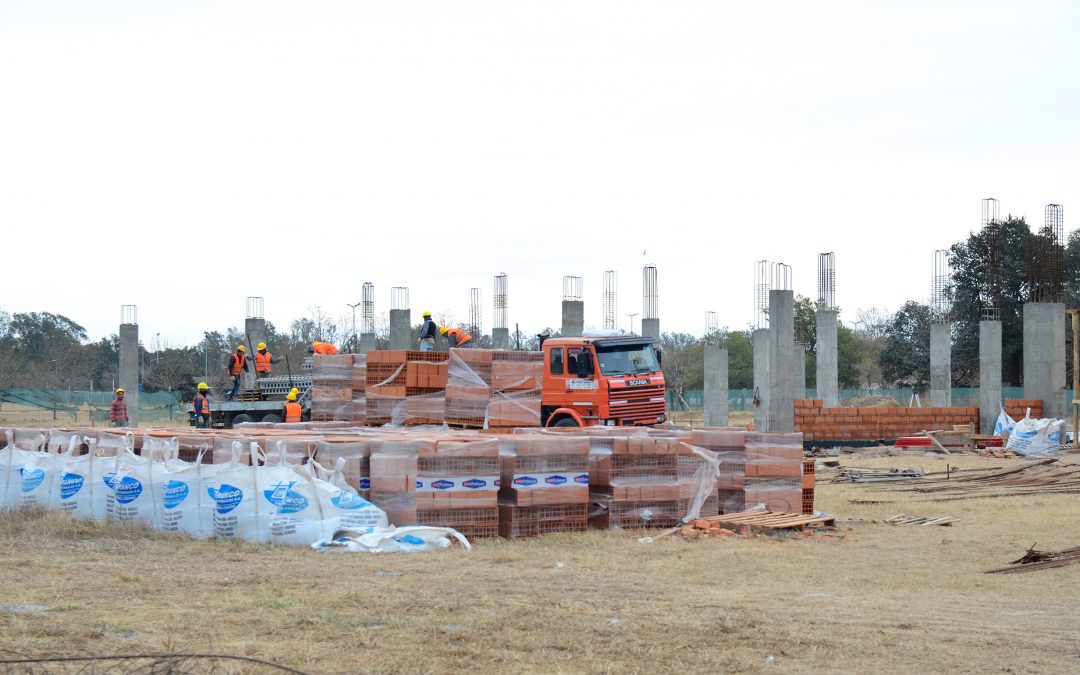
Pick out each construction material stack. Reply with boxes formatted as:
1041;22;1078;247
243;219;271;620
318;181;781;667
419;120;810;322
497;434;590;537
366;351;447;425
445;349;543;428
311;354;355;422
691;429;806;514
351;354;366;425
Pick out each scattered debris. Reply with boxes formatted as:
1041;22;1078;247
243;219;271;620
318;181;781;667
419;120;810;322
883;459;1080;502
986;544;1080;574
660;510;835;539
977;449;1018;458
833;467;925;483
883;514;959;526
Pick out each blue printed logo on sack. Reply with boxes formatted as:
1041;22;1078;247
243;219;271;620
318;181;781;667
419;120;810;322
574;474;589;485
20;468;45;493
60;473;84;500
114;476;143;504
462;479;487;489
264;481;309;514
330;491;371;510
513;475;537;487
544;475;567;486
208;484;244;514
163;480;190;509
431;479;454;491
359;478;370;490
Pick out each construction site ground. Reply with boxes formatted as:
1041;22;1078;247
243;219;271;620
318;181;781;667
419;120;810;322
2;452;1078;673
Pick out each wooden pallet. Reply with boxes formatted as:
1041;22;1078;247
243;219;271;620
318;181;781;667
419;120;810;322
698;509;834;532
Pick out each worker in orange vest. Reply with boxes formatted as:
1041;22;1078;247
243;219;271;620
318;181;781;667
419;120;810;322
308;341;339;355
193;382;212;428
440;326;474;349
281;390;303;423
254;342;280;378
226;345;249;400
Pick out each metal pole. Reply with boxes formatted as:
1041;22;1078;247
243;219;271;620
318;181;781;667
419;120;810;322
1071;310;1079;448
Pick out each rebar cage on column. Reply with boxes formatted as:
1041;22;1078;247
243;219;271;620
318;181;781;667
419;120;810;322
603;271;618;330
493;274;508;330
562;276;582;302
361;282;375;334
391;287;409;312
121;305;137;325
817;253;835;309
643;265;658;320
931;250;951;323
469;288;482;336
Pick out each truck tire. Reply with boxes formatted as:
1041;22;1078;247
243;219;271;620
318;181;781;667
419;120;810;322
261;414;282;424
231;413;255;427
554;417;580;428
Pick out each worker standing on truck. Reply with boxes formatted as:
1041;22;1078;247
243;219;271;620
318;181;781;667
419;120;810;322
193;382;212;428
440;326;474;349
254;342;280;378
109;388;128;428
418;311;437;351
308;341;339;355
226;345;249;400
281;390;303;423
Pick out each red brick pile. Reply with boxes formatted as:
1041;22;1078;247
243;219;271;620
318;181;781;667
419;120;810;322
794;399;980;442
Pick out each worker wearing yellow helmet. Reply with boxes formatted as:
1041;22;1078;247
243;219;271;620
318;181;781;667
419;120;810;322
109;387;128;428
226;345;250;400
193;382;212;429
418;311;437;351
282;389;303;424
254;341;280;378
441;325;475;349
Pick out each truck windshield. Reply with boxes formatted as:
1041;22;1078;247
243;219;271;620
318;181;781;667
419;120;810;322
595;343;660;376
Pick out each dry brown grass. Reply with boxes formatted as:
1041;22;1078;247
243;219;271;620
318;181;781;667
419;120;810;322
1;454;1079;673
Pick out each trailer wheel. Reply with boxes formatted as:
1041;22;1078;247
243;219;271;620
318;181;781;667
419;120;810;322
554;417;580;428
261;413;282;424
232;413;255;426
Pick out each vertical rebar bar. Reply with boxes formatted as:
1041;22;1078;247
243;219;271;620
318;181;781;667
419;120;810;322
754;260;772;329
773;263;791;292
981;198;1002;320
390;287;409;312
245;297;264;320
361;282;375;334
643;266;658;320
493;273;508;330
705;311;718;334
603;271;618;330
120;305;138;325
469;287;482;336
562;276;582;301
817;253;835;309
932;250;951;322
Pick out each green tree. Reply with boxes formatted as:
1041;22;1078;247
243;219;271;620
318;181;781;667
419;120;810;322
878;301;933;387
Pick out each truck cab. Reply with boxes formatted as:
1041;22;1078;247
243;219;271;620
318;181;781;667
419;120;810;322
540;335;666;428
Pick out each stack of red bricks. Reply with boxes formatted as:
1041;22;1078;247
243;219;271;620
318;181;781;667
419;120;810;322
497;434;589;537
445;349;543;429
311;354;355;422
691;429;807;515
366;351;448;425
794;399;980;442
1005;399;1043;421
351;354;366;424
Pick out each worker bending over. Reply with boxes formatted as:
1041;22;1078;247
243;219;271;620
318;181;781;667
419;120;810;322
440;326;474;349
254;342;280;378
418;311;437;351
226;345;250;400
308;341;339;355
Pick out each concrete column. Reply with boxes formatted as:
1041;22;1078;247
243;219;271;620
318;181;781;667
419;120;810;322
930;323;952;407
752;328;770;432
979;320;1002;434
704;344;729;427
1024;302;1066;419
244;317;266;389
492;327;510;350
358;333;376;354
768;290;795;432
119;323;139;427
561;300;583;337
815;308;839;406
641;318;660;341
793;345;806;400
389;309;412;350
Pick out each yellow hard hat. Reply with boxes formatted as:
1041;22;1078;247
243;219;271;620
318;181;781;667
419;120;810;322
237;345;246;351
287;392;297;401
115;388;124;394
422;311;432;318
439;326;448;335
257;342;267;350
289;387;299;396
198;382;209;390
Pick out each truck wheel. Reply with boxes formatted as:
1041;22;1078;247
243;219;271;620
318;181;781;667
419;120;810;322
554;417;580;428
232;413;255;427
261;414;282;424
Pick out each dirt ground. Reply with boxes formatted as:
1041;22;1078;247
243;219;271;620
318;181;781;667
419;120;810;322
1;452;1079;674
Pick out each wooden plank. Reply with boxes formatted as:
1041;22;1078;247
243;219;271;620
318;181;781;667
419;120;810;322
922;430;952;455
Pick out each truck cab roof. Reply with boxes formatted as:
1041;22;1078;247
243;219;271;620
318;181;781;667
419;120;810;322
543;335;658;349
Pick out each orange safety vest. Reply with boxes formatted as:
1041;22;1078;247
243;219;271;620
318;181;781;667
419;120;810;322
447;327;472;346
284;401;302;423
256;350;273;373
193;393;210;416
312;342;338;355
228;353;246;375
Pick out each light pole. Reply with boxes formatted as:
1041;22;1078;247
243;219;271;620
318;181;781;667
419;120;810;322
347;302;361;353
626;313;639;336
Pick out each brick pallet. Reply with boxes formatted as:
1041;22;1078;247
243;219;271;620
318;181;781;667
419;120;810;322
692;428;806;515
498;435;590;537
311;354;356;422
365;351;447;425
445;349;543;429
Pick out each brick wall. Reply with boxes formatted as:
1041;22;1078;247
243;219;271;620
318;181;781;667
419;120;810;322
794;399;980;442
1004;399;1043;421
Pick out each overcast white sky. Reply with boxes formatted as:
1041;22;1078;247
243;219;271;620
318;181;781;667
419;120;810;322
2;1;1078;346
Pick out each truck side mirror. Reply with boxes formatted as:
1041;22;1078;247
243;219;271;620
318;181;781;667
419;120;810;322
656;349;663;367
